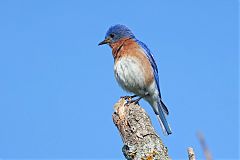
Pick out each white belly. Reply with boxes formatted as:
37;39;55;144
114;56;147;96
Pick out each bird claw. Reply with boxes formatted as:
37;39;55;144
121;96;132;101
124;100;137;106
128;100;139;105
124;97;141;106
121;95;138;101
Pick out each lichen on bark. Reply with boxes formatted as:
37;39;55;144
112;98;170;160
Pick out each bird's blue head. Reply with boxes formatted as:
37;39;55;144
98;24;135;45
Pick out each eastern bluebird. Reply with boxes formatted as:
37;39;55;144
99;24;172;135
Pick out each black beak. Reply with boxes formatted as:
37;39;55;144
98;38;111;46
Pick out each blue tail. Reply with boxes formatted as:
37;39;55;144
156;100;172;135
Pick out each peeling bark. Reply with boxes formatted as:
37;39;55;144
187;147;196;160
112;98;170;160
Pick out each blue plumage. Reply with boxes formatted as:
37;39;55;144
105;24;135;43
135;40;160;95
135;40;169;116
99;24;172;135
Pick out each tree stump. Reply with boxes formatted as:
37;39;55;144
112;98;170;160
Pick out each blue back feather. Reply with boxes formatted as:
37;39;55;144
135;39;162;98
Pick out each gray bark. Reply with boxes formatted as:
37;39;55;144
187;147;196;160
112;98;170;160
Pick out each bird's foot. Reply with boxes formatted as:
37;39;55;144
125;96;142;106
121;95;138;101
124;92;149;106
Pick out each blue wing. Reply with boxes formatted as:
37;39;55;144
135;39;169;115
135;40;161;97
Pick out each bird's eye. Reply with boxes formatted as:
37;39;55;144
110;34;115;38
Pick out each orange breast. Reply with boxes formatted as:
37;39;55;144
112;38;154;86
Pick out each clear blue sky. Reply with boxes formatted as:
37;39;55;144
0;0;238;159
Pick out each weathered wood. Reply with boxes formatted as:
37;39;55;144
112;98;170;160
187;147;196;160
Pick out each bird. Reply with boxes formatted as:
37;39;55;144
98;24;172;135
